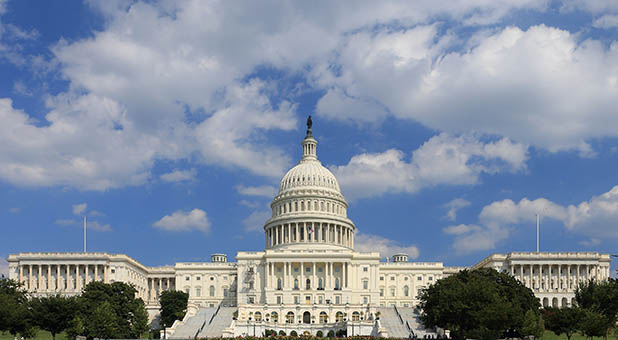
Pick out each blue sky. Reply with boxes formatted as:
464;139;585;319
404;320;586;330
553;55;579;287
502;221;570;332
1;0;618;276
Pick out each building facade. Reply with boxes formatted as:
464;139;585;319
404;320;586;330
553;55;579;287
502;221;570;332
6;121;612;336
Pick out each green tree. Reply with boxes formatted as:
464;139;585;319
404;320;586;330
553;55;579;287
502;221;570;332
65;316;85;340
86;301;118;339
418;268;540;340
576;279;618;340
543;307;584;340
0;278;33;337
522;309;544;339
579;310;609;340
77;281;149;339
30;295;78;340
159;290;189;329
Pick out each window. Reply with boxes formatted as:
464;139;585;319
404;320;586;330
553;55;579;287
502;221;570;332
318;295;323;304
186;276;190;281
335;267;340;273
294;296;300;304
335;278;340;290
111;269;115;274
306;267;311;273
209;286;215;297
380;288;384;297
196;287;201;297
335;296;341;304
248;296;254;304
294;267;299;272
363;296;369;304
318;267;323;273
390;276;395;281
390;288;395;297
428;276;433;281
277;278;282;290
306;278;311;290
185;288;190;295
380;276;384;281
210;276;214;281
362;280;368;289
404;285;409;297
417;276;422;281
404;276;409;281
277;296;282;304
318;278;323;289
363;267;368;272
294;279;299;289
277;267;282;273
223;288;228;297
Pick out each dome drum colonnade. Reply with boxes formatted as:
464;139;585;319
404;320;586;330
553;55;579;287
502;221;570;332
264;118;355;250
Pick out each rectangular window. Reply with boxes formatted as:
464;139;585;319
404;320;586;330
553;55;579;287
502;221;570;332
294;267;299;273
417;276;422;281
196;288;201;297
306;267;311;273
391;288;395;296
363;281;368;289
294;296;299;304
277;267;282;272
319;296;323;304
390;276;395;281
380;276;384;281
380;289;384;297
277;296;282;304
248;296;254;304
363;296;369;304
335;296;341;304
186;276;190;281
428;276;433;281
196;276;201;280
318;267;323;273
363;267;368;272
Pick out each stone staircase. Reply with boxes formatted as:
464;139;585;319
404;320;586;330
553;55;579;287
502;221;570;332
377;307;410;338
398;307;439;338
169;307;216;339
198;306;236;338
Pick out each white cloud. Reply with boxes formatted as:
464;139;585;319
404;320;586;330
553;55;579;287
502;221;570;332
314;24;618;154
443;198;471;221
444;185;618;253
354;233;419;260
332;133;527;200
153;208;210;233
73;203;87;215
593;15;618;29
8;207;19;214
242;210;271;232
160;168;197;183
55;218;111;232
236;185;278;198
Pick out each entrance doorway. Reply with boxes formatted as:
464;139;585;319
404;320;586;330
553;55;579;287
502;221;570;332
303;311;311;324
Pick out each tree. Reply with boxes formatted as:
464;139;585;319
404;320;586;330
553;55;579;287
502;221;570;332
579;310;609;340
0;278;34;338
159;290;189;328
30;295;78;340
543;307;584;340
77;281;149;339
576;279;618;340
419;268;540;340
522;309;544;339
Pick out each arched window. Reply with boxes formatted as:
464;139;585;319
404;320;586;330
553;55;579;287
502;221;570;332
294;278;299;289
318;278;323;289
286;312;295;324
336;312;344;323
295;201;298;211
335;278;340;290
352;312;360;321
301;201;305;211
209;285;215;297
254;312;262;321
306;278;311;290
404;285;409;297
277;278;282;290
271;312;278;323
319;312;328;324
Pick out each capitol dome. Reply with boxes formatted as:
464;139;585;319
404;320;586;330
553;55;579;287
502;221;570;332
264;116;355;250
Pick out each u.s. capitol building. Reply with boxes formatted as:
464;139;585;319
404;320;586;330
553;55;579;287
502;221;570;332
7;121;612;338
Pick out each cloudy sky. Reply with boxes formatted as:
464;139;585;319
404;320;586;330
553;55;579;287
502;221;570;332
1;0;618;276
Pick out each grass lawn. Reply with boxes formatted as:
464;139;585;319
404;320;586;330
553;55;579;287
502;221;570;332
0;331;68;340
542;330;616;340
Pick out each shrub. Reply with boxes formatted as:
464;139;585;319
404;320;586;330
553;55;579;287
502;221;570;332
290;330;298;337
279;330;286;336
327;330;335;337
335;329;346;337
316;330;323;337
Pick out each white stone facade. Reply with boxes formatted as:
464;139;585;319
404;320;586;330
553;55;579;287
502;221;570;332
6;122;612;334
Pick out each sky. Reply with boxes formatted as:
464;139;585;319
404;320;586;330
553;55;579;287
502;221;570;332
1;0;618;277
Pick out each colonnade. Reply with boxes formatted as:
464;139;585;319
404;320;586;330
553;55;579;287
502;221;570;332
265;261;349;291
18;263;109;292
266;222;354;248
147;277;175;302
511;263;608;292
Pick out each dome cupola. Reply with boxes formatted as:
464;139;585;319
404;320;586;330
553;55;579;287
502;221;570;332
263;116;355;250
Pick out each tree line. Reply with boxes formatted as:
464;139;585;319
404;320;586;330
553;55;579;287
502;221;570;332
0;278;149;340
418;268;618;340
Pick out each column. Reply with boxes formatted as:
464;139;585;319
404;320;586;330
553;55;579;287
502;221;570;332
558;265;562;291
266;262;270;289
104;265;108;283
94;265;98;282
76;265;81;291
327;262;331;289
47;265;51;291
66;265;71;291
529;264;532;289
312;262;316;289
56;265;61;291
344;262;347;288
284;262;288;288
300;262;304;289
158;278;162;299
19;265;23;286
